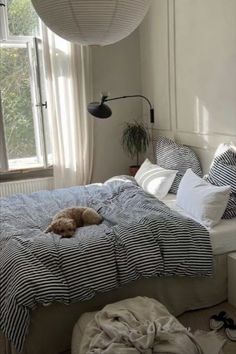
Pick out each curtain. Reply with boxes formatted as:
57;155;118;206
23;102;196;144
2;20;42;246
42;26;94;188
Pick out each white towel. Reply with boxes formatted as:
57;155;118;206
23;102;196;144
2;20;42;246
75;297;203;354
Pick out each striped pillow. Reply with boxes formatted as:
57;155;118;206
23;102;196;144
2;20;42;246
204;143;236;219
156;137;202;194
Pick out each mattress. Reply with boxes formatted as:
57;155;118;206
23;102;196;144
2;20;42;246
163;194;236;255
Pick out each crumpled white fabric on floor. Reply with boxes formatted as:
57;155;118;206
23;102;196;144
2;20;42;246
72;296;205;354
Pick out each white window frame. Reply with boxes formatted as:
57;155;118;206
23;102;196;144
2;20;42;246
0;0;50;172
0;1;8;41
0;0;41;42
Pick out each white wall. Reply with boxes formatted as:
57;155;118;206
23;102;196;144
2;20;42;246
140;0;236;173
91;30;142;182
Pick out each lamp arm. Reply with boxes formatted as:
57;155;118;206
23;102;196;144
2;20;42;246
104;94;153;109
103;94;154;123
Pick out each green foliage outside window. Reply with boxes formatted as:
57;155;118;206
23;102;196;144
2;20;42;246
0;0;40;160
8;0;39;37
0;47;36;159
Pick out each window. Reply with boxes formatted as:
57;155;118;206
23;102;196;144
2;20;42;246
0;0;51;172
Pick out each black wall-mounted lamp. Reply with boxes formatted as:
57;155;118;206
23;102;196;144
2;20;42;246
87;94;154;123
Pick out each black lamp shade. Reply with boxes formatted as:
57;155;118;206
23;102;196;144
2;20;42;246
88;94;154;123
87;101;112;119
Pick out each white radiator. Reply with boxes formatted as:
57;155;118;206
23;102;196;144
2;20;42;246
0;177;54;197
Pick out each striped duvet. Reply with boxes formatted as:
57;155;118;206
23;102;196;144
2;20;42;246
0;177;212;352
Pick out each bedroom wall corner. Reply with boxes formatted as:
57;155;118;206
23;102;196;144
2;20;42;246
140;0;236;174
91;30;142;183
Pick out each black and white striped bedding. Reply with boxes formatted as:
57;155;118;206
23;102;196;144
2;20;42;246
204;144;236;219
0;177;212;352
156;137;202;194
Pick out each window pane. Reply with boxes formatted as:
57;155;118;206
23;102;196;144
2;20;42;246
0;46;41;169
7;0;40;37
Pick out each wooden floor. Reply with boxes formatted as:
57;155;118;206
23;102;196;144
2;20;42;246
178;302;236;354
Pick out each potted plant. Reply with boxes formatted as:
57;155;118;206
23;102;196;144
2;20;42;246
121;121;150;176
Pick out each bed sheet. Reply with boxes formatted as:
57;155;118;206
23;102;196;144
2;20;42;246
163;194;236;255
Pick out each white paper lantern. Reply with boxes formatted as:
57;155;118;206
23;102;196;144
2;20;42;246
31;0;151;45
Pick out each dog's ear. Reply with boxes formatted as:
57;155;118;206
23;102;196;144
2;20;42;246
45;225;52;233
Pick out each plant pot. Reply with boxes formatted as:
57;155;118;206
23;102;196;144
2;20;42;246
129;165;140;177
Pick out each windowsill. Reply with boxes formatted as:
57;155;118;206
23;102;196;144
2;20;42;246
0;166;53;182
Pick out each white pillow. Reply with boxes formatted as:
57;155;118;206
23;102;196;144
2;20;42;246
135;159;177;200
176;169;231;228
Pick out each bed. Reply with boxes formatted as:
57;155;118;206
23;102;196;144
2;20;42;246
0;176;235;354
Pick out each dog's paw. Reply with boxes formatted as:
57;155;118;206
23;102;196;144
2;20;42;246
45;225;52;233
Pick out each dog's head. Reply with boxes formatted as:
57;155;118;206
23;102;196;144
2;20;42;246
45;218;77;238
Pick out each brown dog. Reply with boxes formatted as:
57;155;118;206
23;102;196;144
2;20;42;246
45;207;103;238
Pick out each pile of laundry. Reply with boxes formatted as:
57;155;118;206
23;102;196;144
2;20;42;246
72;297;226;354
